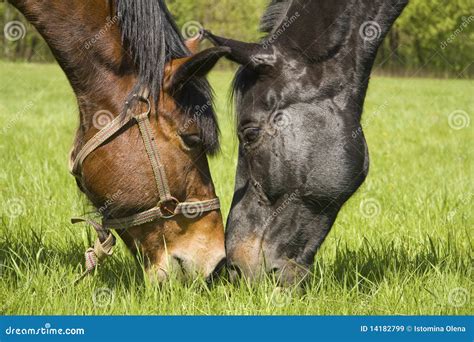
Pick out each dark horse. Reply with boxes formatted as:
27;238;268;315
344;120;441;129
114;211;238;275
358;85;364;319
205;0;409;284
8;0;229;282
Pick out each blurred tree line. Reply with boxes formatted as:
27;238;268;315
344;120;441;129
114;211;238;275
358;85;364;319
0;0;472;77
376;0;473;77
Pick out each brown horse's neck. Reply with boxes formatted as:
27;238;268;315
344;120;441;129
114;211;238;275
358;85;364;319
8;0;136;128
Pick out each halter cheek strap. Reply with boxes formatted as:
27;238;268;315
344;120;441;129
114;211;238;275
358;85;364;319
70;88;220;280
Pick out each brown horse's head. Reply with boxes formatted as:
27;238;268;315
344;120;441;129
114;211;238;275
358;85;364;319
78;1;231;282
8;0;228;282
82;46;230;283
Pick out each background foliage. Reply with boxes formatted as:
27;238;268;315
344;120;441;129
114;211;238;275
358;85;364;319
0;0;472;77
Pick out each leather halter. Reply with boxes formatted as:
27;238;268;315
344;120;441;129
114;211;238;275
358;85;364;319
69;88;220;278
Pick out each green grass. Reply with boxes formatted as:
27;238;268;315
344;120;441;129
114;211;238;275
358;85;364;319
0;61;472;315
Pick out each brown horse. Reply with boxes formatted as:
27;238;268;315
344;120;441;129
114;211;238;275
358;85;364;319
7;0;229;282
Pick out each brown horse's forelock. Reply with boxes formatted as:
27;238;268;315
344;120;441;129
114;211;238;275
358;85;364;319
114;0;220;153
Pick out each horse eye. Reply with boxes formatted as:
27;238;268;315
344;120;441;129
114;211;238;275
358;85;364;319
180;133;202;148
241;127;261;145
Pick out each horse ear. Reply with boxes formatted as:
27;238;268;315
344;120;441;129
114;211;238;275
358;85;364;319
184;33;203;54
166;47;230;91
204;30;276;70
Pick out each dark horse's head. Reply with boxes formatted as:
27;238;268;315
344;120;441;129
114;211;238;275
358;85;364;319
206;0;408;284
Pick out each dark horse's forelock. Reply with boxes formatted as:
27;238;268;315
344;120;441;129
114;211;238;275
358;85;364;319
231;0;294;117
114;0;220;153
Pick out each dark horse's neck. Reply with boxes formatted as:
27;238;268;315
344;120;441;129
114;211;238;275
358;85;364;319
8;0;135;127
270;0;408;117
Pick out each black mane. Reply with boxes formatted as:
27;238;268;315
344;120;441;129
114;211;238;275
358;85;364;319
115;0;219;153
115;0;187;100
260;0;293;34
232;0;295;117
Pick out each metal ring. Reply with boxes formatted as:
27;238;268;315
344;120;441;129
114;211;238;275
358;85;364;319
130;94;151;117
159;197;180;219
138;95;151;116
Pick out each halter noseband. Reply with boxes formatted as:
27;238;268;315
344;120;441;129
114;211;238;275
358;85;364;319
70;88;220;280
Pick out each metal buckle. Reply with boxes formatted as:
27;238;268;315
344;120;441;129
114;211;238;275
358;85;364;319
159;197;179;219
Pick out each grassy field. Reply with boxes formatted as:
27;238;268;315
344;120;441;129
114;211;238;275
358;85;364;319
0;62;472;315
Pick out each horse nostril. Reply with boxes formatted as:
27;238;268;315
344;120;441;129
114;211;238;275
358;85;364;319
211;257;227;278
270;267;280;274
227;263;242;282
205;257;227;285
213;257;227;275
171;255;187;276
